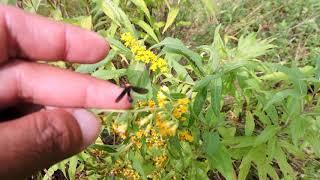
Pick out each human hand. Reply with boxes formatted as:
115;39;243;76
0;5;131;179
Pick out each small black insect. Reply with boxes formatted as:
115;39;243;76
115;84;148;103
100;129;122;145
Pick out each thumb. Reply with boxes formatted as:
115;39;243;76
0;108;101;180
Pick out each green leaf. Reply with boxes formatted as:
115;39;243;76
166;53;194;83
76;49;116;73
265;104;279;125
152;37;204;75
316;56;320;80
210;78;222;116
245;111;255;136
133;19;159;43
130;0;151;22
236;33;275;60
106;37;132;57
92;69;127;80
168;137;183;159
289;116;309;146
204;132;233;180
222;136;255;148
254;110;271;126
279;140;305;158
254;125;280;147
162;7;179;34
264;89;300;110
90;144;117;153
129;152;147;180
274;144;295;178
238;150;252;180
193;87;207;116
200;0;218;17
98;0;136;36
68;156;78;180
218;127;236;138
194;75;217;91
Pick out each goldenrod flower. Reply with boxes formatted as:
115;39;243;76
179;130;194;142
156;115;178;137
153;155;167;168
173;98;190;119
145;129;166;148
120;32;168;73
148;100;156;108
130;135;142;148
112;123;127;139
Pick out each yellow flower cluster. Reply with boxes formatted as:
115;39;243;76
156;114;178;137
112;123;128;139
146;129;166;148
153;155;168;168
157;91;167;108
111;161;140;180
131;127;166;149
179;130;194;142
173;98;190;119
121;32;168;73
148;100;156;109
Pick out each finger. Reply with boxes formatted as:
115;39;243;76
0;108;100;180
0;61;131;109
0;5;109;64
0;102;43;121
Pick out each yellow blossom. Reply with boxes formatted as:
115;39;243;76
146;129;166;148
137;100;147;108
179;130;194;142
148;100;156;108
156;115;178;137
173;98;190;119
130;135;142;148
120;32;168;73
112;123;127;139
137;114;153;127
157;86;170;107
153;155;167;168
111;161;140;179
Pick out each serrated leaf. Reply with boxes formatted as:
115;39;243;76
264;89;300;110
254;125;280;147
162;7;179;34
279;140;305;158
238;150;252;180
274;144;295;178
245;111;255;136
236;33;275;60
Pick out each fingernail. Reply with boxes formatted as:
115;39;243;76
71;109;101;149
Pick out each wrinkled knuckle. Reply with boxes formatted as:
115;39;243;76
33;111;78;155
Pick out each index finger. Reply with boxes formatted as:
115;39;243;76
0;5;108;64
